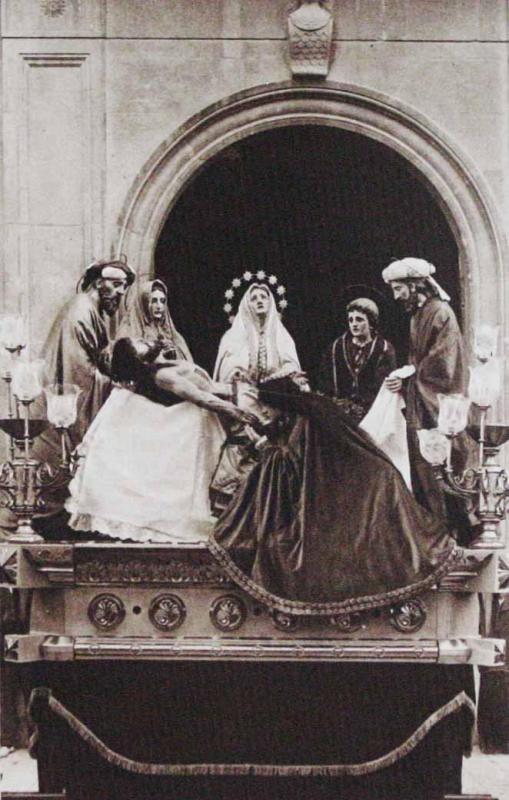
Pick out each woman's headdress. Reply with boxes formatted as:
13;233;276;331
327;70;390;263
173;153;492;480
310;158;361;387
117;277;193;362
222;270;288;324
214;278;300;381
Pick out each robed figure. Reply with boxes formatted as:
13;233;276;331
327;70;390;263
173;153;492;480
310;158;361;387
213;283;301;384
41;258;135;441
382;258;471;527
318;297;396;422
210;283;303;513
26;258;135;528
117;278;193;362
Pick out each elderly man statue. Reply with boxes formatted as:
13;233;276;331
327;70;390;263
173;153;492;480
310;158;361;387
26;258;135;531
382;257;469;528
42;257;135;442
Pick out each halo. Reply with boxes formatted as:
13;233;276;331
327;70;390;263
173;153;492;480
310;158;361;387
222;271;288;324
340;284;390;320
342;284;388;307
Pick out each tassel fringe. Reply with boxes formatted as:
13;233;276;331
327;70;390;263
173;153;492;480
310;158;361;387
40;690;474;778
207;538;459;617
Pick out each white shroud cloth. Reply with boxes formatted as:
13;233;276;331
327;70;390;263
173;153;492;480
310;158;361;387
360;365;415;491
66;387;225;543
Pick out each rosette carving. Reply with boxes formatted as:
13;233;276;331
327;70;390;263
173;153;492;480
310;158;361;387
210;594;247;632
88;594;125;631
389;599;427;634
149;593;186;632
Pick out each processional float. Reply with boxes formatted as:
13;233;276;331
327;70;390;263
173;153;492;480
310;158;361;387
0;312;506;800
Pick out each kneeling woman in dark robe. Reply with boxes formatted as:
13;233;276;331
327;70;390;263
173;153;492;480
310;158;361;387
210;376;458;614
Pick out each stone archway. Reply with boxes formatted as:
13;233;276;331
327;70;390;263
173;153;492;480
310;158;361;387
115;80;507;383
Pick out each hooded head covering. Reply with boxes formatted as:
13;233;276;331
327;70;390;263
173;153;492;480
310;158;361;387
382;258;450;302
346;297;379;333
80;256;136;292
118;278;193;362
214;283;300;382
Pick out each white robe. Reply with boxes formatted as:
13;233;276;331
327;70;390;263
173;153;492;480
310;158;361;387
66;387;225;543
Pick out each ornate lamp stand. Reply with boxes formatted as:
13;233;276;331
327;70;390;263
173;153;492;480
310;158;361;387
0;360;81;543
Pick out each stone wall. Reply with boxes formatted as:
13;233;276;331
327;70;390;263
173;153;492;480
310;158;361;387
0;0;508;363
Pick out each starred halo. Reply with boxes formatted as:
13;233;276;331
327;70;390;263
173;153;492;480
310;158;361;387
221;271;289;322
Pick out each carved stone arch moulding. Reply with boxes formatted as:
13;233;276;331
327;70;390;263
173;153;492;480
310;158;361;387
115;80;507;409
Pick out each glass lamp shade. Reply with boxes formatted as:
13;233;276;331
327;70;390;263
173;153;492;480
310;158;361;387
417;429;449;466
0;349;13;379
43;383;81;428
468;359;502;409
474;323;499;362
12;359;44;402
0;314;26;351
437;393;471;437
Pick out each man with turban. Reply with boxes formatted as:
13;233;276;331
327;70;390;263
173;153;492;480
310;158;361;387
382;257;468;522
30;257;135;528
318;297;396;423
41;257;135;439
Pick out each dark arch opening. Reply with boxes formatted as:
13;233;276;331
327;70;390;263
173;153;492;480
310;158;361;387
154;126;459;379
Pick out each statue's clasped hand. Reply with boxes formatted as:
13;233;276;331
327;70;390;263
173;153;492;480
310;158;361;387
385;376;403;393
223;402;260;430
384;364;416;394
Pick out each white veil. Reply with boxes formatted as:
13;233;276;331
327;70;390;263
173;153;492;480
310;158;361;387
118;279;193;362
214;283;300;381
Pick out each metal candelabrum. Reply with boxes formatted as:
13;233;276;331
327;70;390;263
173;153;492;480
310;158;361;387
0;377;82;543
438;413;509;549
0;410;79;543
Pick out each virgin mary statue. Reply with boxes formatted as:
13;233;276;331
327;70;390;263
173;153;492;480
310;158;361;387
210;282;305;513
214;282;301;384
